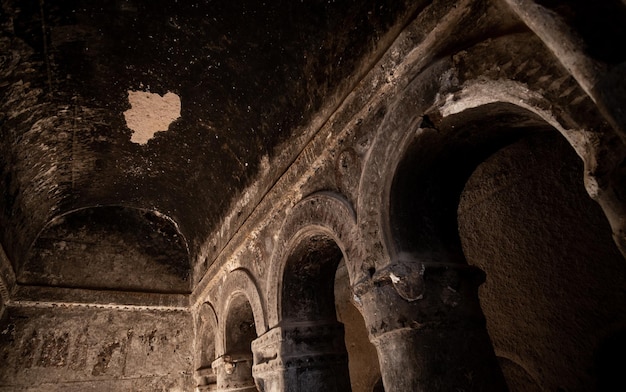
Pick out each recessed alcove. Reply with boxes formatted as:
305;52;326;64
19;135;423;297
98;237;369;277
21;206;190;293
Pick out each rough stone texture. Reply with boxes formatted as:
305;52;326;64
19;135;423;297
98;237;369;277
124;90;182;144
1;0;626;391
22;206;190;293
334;261;380;392
459;133;626;391
0;306;193;391
0;0;419;284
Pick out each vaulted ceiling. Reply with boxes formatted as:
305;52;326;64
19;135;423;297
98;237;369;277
2;0;626;295
1;0;418;292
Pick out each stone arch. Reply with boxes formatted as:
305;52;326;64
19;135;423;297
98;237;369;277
223;293;257;355
389;101;556;262
197;302;219;366
215;268;266;392
195;302;219;389
255;191;367;391
216;268;267;351
265;191;361;327
360;52;626;389
23;205;191;293
353;31;624;391
357;35;623;269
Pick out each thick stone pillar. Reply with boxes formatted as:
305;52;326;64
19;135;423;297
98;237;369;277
213;354;256;392
252;321;351;392
354;261;508;392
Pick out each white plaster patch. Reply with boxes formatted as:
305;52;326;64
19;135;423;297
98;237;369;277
124;90;181;144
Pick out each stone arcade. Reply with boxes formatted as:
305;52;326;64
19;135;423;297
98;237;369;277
1;0;626;391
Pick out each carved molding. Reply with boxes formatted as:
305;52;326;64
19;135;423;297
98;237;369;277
251;321;350;389
215;268;267;356
353;262;487;340
213;354;256;391
357;31;620;270
265;191;363;327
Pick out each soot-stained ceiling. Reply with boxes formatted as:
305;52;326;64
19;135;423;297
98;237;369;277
0;0;416;289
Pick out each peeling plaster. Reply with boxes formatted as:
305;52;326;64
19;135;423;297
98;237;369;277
123;91;181;144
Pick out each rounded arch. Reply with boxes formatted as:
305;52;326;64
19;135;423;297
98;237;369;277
265;191;362;327
389;101;555;259
23;205;191;293
357;40;613;269
223;293;257;355
194;301;219;390
195;301;219;369
215;269;265;392
216;268;267;357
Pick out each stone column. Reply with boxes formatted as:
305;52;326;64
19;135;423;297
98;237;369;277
213;354;257;392
354;261;508;391
252;320;352;392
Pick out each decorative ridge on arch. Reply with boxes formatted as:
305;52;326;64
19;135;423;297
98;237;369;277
216;267;267;356
357;32;623;270
265;191;363;327
198;301;219;326
502;0;626;146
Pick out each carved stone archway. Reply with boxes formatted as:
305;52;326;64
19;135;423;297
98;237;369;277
353;28;626;391
255;191;364;392
214;269;266;392
195;302;219;391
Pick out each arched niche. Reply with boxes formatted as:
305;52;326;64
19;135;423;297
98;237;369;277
218;292;258;392
215;268;265;392
260;192;373;392
195;302;218;390
266;192;364;327
281;232;343;323
22;206;190;293
278;230;353;391
224;294;257;356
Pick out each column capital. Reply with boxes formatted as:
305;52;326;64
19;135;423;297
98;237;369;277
212;354;256;392
353;261;487;340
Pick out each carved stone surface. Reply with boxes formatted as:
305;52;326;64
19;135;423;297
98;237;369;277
2;1;626;391
213;354;256;392
252;321;351;392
